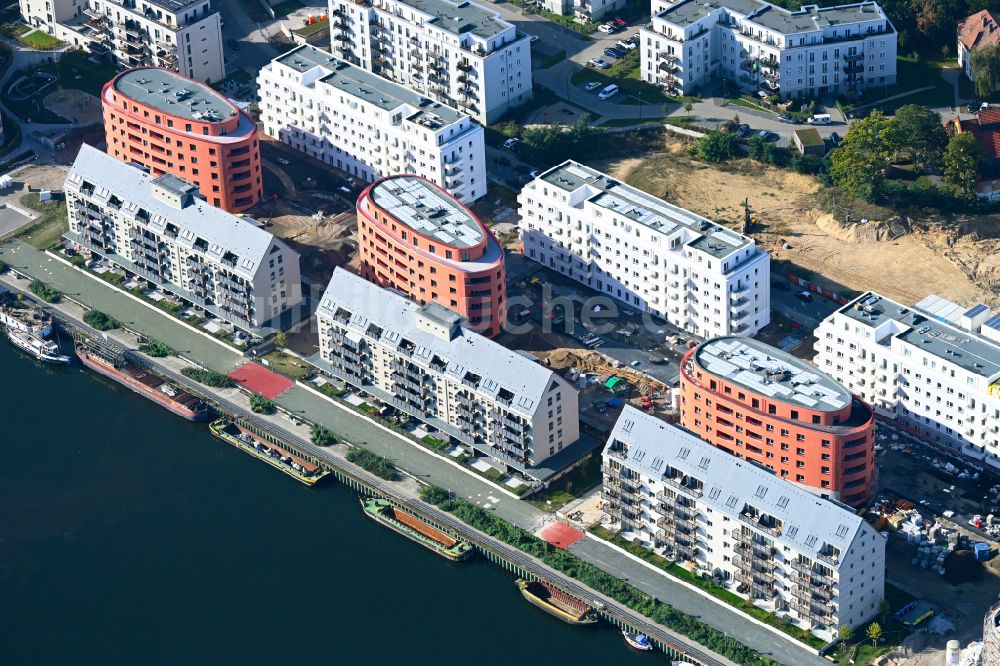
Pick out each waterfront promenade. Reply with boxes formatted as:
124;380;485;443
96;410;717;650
0;238;830;666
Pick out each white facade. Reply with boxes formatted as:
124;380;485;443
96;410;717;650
64;145;302;331
603;405;885;632
641;0;896;98
518;160;770;338
316;267;580;475
327;0;532;124
815;291;1000;470
20;0;224;83
541;0;625;24
258;45;487;204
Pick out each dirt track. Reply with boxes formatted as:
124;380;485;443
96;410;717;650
596;143;1000;307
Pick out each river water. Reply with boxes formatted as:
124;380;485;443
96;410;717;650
0;341;651;664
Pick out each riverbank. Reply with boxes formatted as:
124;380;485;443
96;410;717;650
0;237;833;666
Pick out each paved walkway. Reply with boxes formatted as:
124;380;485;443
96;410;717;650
0;239;830;666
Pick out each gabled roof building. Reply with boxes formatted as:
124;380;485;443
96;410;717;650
602;406;886;634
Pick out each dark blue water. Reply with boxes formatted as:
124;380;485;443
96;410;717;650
0;341;650;665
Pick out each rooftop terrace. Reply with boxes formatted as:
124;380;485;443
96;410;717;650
657;0;890;35
112;68;237;123
378;0;514;39
838;293;1000;379
369;176;485;249
693;336;851;411
274;46;466;126
539;160;754;260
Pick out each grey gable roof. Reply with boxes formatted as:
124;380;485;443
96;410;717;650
66;145;283;278
607;406;871;567
318;267;563;416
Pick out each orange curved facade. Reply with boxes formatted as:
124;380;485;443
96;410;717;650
102;67;262;213
357;175;506;337
679;340;876;506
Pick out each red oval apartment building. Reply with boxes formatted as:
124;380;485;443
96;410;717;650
357;175;506;337
102;67;262;214
680;336;876;506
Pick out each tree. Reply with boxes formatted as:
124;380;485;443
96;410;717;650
683;101;693;113
698;131;739;163
83;310;119;331
944;131;980;198
310;424;336;447
972;44;1000;98
249;392;275;414
866;622;882;648
138;339;174;357
878;597;892;623
838;624;854;644
273;331;287;348
893;104;948;167
829;111;897;200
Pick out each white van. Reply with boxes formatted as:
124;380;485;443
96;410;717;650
807;113;831;125
598;84;619;100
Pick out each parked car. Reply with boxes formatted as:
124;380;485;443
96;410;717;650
584;81;602;91
777;114;793;123
530;34;539;42
967;101;980;114
757;129;771;140
797;291;815;302
589;57;611;69
807;113;831;125
503;137;520;149
735;124;751;137
529;170;540;178
276;157;291;166
770;279;790;291
598;22;616;33
598;84;619;100
613;17;627;26
604;47;623;59
616;39;637;51
629;359;641;367
830;131;842;146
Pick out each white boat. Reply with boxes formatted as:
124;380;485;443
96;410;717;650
6;327;71;364
623;630;654;652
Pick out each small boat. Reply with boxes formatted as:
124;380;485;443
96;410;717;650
623;630;654;652
6;327;71;364
516;579;598;626
209;418;330;486
362;498;472;561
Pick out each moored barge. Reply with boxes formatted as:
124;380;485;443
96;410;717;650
75;342;210;421
516;579;599;626
362;498;472;561
209;418;330;486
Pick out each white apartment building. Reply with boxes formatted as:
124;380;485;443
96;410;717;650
64;145;302;331
641;0;896;98
20;0;224;83
541;0;625;25
258;45;487;204
815;291;1000;470
603;405;886;633
518;161;770;338
316;267;580;476
326;0;532;124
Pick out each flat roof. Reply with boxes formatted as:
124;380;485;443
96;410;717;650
838;292;1000;379
144;0;208;13
607;406;872;567
657;0;889;34
384;0;514;39
538;160;754;260
112;68;237;123
694;336;851;411
274;45;466;126
369;176;484;249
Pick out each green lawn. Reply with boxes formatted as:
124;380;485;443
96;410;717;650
571;51;669;106
16;194;68;250
532;47;567;70
527;453;603;511
839;56;954;109
19;29;62;50
262;350;314;380
292;17;328;37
